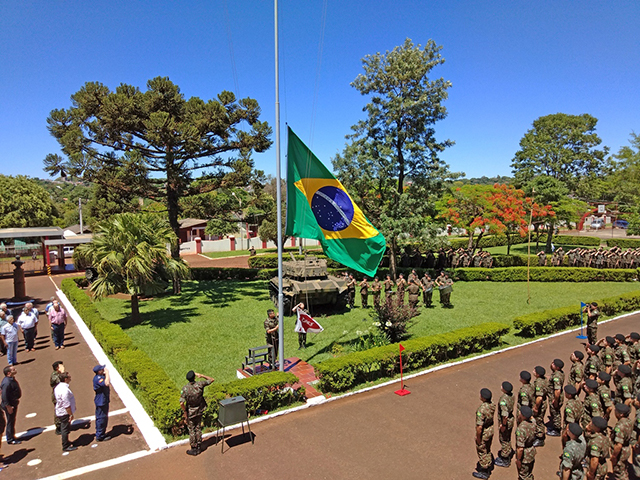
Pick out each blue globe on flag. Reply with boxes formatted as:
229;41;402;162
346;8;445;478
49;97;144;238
310;186;354;232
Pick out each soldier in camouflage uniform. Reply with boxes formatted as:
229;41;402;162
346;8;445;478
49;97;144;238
180;370;215;456
383;275;395;304
615;365;634;406
264;309;279;367
359;277;369;308
611;403;633;480
494;381;515;467
532;365;548;446
421;273;434;308
547;359;565;437
562;385;583;445
515;406;536;480
627;332;640;364
614;333;632;370
631;394;640;478
585;302;600;346
585;345;604;380
517;371;535;425
596;371;614;420
558;422;586;480
598;336;616;375
50;361;65;435
473;388;495;479
346;274;357;308
396;273;407;306
371;276;381;309
586;416;611;480
568;350;584;389
407;279;421;310
582;379;604;430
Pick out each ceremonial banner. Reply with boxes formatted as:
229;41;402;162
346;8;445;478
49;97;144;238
294;310;324;334
286;127;385;276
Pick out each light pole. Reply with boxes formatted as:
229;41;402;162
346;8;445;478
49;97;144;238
231;192;243;250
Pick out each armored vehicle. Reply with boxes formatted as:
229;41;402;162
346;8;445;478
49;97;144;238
269;254;348;313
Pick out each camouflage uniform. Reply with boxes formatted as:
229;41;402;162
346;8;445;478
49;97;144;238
515;419;536;480
475;400;495;470
568;361;584;388
586;354;604;379
360;279;369;308
598;384;614;419
601;345;615;372
586;307;600;345
616;377;634;405
264;315;279;366
371;280;381;308
180;379;213;451
563;398;584;429
612;416;633;480
383;278;395;304
560;436;587;480
407;282;420;309
632;408;640;478
548;369;565;432
50;370;63;434
421;276;433;307
614;344;631;370
396;277;406;305
517;383;535;424
533;376;548;441
586;432;611;480
347;276;356;308
497;392;515;460
582;393;604;430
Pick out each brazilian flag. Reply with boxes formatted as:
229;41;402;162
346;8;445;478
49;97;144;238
286;127;385;276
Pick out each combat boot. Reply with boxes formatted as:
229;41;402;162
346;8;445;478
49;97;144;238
186;448;200;456
472;467;490;479
493;456;511;468
546;428;561;437
532;438;545;447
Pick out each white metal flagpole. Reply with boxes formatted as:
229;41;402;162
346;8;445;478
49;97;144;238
274;0;284;372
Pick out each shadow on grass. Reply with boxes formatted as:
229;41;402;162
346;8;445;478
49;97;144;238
177;280;271;309
116;304;199;330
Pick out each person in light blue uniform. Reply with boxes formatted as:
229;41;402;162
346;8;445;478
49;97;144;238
92;365;111;441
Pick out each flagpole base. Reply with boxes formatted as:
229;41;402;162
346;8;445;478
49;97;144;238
576;335;588;340
394;388;411;396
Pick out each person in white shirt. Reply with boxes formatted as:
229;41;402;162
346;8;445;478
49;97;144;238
17;303;38;352
1;316;19;366
54;372;77;452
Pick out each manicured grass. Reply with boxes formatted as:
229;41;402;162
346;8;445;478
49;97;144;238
92;279;640;388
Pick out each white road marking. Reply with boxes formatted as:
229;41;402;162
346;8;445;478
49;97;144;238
27;459;42;466
37;450;152;480
25;412;37;418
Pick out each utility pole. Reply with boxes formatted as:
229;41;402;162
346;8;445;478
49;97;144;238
79;198;83;234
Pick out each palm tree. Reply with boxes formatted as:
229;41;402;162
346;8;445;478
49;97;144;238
77;213;190;322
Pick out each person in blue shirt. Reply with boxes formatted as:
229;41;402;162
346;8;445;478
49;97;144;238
92;365;111;442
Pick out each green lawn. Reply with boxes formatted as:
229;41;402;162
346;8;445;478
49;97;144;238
93;279;640;388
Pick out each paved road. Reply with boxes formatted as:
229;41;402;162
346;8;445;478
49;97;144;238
0;274;148;478
82;312;640;480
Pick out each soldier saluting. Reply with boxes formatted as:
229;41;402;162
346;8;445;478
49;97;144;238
180;370;215;456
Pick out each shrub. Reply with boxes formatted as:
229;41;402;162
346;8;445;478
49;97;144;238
314;322;510;393
190;267;261;280
371;301;416;342
607;238;640;249
513;290;640;337
446;235;528;249
452;267;638;283
537;234;601;246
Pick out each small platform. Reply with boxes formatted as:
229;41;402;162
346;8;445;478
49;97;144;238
237;357;323;401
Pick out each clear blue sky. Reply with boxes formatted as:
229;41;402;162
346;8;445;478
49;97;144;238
1;1;638;180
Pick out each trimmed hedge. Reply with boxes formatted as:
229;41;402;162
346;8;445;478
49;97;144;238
61;279;301;435
514;290;640;337
453;267;639;283
447;235;528;249
248;253;341;269
538;234;601;246
190;267;261;280
607;238;640;249
313;322;510;393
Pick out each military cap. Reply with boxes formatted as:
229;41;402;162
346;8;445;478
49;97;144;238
589;345;600;353
630;332;640;340
553;359;564;369
585;379;598;390
568;422;583;437
502;381;513;393
615;333;626;342
564;385;577;396
591;302;598;307
480;388;492;400
606;336;616;346
573;350;584;360
615;403;631;415
520;371;531;382
520;406;533;419
598;371;611;382
618;364;632;375
186;370;196;381
592;416;608;431
534;366;546;376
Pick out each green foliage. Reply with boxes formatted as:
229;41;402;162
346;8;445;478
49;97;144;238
0;175;57;228
190;267;261;280
453;267;638;282
538;234;601;246
513;290;640;337
447;235;529;249
314;323;510;393
371;301;415;342
248;253;341;269
606;238;640;249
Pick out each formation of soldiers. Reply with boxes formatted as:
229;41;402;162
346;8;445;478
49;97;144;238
343;270;454;311
474;330;640;480
537;246;640;269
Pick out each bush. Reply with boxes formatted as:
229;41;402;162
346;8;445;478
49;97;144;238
314;322;510;393
452;267;638;282
514;291;640;337
190;267;261;280
371;301;415;342
61;278;302;436
248;253;341;269
538;234;601;246
446;235;528;249
607;239;640;249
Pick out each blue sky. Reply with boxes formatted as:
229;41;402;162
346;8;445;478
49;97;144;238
1;1;638;180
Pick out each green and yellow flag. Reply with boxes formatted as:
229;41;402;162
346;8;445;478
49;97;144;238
286;127;385;276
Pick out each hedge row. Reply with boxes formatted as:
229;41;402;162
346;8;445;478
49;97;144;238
313;322;510;393
538;234;601;246
248;253;342;269
446;234;601;249
61;279;300;435
513;290;640;337
607;238;640;249
453;267;639;283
